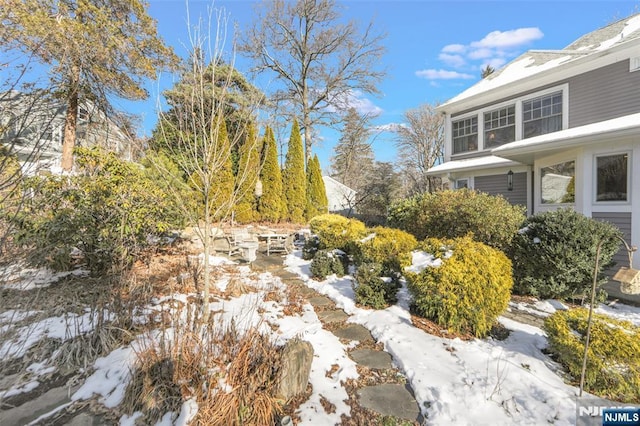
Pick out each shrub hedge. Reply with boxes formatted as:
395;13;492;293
357;226;417;272
309;213;366;252
387;189;525;251
310;249;348;280
509;208;622;300
544;308;640;403
353;262;398;309
405;236;513;337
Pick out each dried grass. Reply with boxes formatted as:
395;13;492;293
123;304;284;425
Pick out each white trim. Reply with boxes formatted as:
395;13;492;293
630;56;640;72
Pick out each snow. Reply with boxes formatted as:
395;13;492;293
426;155;521;175
405;251;443;274
597;15;640;50
2;266;89;290
4;245;640;424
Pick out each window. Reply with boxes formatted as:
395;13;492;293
596;154;628;202
455;178;469;189
541;160;575;204
523;91;562;138
452;116;478;154
484;105;515;148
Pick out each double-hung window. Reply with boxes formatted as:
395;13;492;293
522;91;562;138
596;153;628;202
452;116;478;154
484;105;515;148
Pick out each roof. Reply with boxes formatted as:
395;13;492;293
425;155;522;176
491;112;640;164
440;14;640;112
322;175;356;194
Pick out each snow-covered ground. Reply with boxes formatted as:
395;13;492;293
1;249;640;425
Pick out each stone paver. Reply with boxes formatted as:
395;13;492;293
0;385;76;425
358;384;421;421
350;349;393;370
317;309;348;324
333;324;373;343
308;295;333;308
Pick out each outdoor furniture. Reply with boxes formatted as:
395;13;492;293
260;233;294;256
213;229;258;257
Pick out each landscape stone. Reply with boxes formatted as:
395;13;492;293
350;349;393;369
334;324;373;343
317;309;348;324
277;339;314;401
358;384;421;421
0;385;75;425
308;295;333;307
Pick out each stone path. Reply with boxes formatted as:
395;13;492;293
252;252;423;424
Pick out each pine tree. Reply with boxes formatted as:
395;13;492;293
306;154;328;220
258;126;284;222
234;122;262;223
282;119;307;223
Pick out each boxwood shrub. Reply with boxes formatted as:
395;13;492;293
509;208;622;300
544;308;640;403
387;189;525;251
405;236;513;337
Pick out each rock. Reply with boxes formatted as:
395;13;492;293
317;309;348;324
350;349;393;369
277;339;314;401
358;383;421;421
333;324;373;343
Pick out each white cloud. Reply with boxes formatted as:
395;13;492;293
327;89;383;116
468;48;496;60
470;27;543;49
438;53;466;68
372;123;406;133
416;69;474;80
441;43;466;54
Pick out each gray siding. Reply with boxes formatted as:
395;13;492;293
475;172;527;208
592;212;632;268
569;60;640;127
452;60;640;127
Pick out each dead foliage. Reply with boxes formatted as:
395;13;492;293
410;314;474;341
122;305;284;425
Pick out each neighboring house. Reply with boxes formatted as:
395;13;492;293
323;175;357;215
0;90;134;171
427;14;640;271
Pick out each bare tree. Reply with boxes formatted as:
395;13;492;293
150;8;263;319
395;103;445;195
240;0;386;159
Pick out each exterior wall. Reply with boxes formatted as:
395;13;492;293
591;212;632;267
474;172;528;209
569;60;640;128
322;176;356;215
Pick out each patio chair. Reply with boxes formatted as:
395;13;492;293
267;233;295;256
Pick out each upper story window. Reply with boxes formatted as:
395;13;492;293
596;153;628;202
522;91;562;138
452;116;478;154
484;105;515;148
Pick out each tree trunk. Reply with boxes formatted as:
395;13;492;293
61;64;80;171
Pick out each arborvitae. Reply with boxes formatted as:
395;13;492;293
258;126;285;222
234;122;262;223
209;117;234;218
282;119;307;223
306;154;328;220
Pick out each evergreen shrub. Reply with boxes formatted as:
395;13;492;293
12;148;181;274
302;236;320;260
309;213;366;252
544;309;640;403
357;226;417;272
509;208;622;300
310;249;347;280
387;189;525;251
405;236;513;337
353;262;398;309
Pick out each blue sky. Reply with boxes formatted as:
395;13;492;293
123;0;639;172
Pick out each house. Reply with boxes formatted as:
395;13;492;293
323;175;357;215
0;90;134;172
427;14;640;275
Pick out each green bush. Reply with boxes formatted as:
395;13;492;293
302;236;320;261
357;226;417;272
544;308;640;402
310;249;347;280
387;189;525;251
12;147;182;275
405;236;513;337
353;262;398;309
509;208;622;300
309;213;366;252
